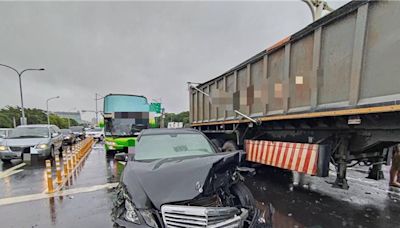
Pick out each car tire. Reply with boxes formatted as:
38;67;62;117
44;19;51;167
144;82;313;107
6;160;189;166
231;182;256;210
50;146;55;159
222;140;239;152
1;159;11;163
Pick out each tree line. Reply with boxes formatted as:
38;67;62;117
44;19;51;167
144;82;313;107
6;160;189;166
0;106;78;129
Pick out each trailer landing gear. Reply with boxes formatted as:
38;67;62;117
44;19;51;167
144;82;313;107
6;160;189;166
367;159;385;180
333;137;349;189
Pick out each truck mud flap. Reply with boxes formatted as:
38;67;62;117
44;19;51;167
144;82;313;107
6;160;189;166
245;140;330;177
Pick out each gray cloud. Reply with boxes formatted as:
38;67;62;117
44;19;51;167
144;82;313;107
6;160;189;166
0;1;348;120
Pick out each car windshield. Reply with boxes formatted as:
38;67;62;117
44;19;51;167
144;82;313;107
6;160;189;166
7;127;49;139
0;130;8;138
61;129;72;135
134;133;215;161
70;126;83;132
89;128;102;132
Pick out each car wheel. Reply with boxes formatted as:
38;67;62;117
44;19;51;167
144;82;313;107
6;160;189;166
1;159;11;163
231;182;256;211
222;140;239;152
50;146;55;159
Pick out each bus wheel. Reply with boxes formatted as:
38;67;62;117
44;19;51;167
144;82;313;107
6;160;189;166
222;140;239;152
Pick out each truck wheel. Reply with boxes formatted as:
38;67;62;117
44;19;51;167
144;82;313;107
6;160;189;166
222;140;239;152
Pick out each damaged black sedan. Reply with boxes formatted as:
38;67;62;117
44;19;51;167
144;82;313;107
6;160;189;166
112;128;260;228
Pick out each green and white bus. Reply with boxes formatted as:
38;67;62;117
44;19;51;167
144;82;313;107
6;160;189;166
103;94;155;153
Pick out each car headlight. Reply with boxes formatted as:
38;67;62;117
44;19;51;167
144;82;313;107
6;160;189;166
0;145;9;151
106;141;116;146
36;144;48;149
124;200;141;224
140;210;158;228
65;136;70;139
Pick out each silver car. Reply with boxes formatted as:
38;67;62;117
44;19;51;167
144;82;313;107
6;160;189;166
0;124;63;163
0;128;12;143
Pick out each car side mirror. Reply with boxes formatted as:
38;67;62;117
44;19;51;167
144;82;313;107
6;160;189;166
114;153;128;162
51;132;59;138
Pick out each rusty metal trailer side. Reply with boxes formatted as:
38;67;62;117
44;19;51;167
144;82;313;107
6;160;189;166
189;0;400;189
190;0;400;125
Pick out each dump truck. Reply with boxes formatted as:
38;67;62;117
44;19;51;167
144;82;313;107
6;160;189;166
189;0;400;189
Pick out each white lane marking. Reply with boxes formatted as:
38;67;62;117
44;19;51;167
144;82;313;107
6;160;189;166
0;182;119;206
0;169;24;179
0;163;26;178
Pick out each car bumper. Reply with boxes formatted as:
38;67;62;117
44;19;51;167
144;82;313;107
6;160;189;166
114;218;151;228
105;143;127;151
0;148;50;159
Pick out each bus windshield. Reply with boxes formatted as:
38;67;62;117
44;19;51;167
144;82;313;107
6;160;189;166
105;118;148;137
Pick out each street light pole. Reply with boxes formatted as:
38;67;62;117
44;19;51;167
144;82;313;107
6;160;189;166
0;64;45;125
46;96;60;125
301;0;333;21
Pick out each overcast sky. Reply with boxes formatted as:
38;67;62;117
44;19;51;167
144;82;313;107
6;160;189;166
0;0;348;121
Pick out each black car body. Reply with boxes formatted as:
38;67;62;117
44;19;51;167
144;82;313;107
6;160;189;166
60;129;76;145
69;126;85;140
112;128;260;228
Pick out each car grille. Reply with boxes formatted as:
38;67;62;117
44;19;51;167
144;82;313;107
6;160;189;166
10;146;24;152
161;205;246;228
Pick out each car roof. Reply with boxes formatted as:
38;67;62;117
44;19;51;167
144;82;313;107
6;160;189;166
16;124;52;128
140;128;199;136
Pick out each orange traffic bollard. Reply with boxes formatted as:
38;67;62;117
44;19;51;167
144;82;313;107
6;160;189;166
55;155;62;184
45;160;54;193
67;153;73;173
63;155;68;177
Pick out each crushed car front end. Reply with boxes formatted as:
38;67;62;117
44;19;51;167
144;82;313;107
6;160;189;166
112;151;260;228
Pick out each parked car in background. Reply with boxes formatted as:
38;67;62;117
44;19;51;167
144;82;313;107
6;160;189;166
85;127;104;141
0;128;12;143
60;129;76;145
112;128;260;228
69;126;85;140
0;124;63;162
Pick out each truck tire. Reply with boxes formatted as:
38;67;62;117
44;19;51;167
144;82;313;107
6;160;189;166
222;140;239;152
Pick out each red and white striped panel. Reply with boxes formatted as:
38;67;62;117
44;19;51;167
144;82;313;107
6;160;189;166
245;140;319;175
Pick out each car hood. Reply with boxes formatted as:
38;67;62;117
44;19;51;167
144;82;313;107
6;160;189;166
122;151;242;210
1;138;49;147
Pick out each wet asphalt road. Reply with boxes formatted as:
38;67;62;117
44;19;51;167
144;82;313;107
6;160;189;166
0;142;399;228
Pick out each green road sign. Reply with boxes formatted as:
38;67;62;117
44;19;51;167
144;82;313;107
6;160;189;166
150;103;161;113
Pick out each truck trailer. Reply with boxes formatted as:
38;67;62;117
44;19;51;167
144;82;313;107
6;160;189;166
189;0;400;189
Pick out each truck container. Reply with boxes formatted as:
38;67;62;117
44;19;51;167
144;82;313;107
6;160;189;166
189;0;400;189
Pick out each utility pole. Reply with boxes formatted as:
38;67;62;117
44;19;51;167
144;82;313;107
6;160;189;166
302;0;333;21
95;93;104;124
0;64;45;125
95;93;98;124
